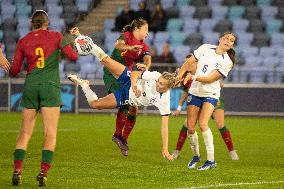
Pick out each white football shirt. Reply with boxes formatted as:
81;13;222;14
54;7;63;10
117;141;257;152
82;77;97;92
189;44;233;99
129;71;171;116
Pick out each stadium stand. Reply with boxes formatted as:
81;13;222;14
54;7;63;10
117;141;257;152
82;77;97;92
0;0;283;83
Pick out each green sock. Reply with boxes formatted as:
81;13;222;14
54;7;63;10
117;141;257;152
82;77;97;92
219;126;228;134
14;149;26;160
181;125;188;132
42;150;54;164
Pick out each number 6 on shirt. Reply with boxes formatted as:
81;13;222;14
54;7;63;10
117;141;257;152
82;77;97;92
35;47;45;68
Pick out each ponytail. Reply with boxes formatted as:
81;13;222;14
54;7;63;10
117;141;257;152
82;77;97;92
122;18;148;33
227;48;236;65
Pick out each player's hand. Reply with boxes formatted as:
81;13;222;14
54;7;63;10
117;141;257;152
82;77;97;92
136;63;147;71
132;85;141;97
70;27;80;36
183;73;192;85
0;56;10;72
129;45;143;51
162;150;173;161
171;110;181;116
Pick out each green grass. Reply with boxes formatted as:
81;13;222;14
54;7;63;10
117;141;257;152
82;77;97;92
0;112;283;189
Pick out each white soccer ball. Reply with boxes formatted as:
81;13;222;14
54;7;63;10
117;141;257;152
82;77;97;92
74;35;94;56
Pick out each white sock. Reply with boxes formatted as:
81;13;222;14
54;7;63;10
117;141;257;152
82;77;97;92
81;83;98;105
90;44;108;61
202;128;214;162
188;131;200;157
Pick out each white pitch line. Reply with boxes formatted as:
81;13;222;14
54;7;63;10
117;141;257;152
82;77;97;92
175;180;284;189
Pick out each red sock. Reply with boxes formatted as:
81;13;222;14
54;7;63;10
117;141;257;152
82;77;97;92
176;125;188;151
219;126;234;152
114;109;128;137
41;162;51;176
14;160;23;172
122;115;136;140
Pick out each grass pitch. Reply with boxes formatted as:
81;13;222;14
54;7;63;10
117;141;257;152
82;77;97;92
0;112;283;188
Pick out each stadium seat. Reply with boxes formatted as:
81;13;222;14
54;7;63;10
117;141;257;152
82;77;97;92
176;0;191;8
266;19;283;36
103;19;115;32
251;33;270;47
261;6;278;22
256;0;272;6
183;18;199;33
193;6;211;19
240;46;259;58
199;18;218;33
233;19;250;33
214;19;232;33
208;0;223;6
211;6;228;20
169;31;187;46
202;32;219;44
248;19;265;33
153;31;170;45
161;0;175;9
179;6;196;19
228;6;245;21
239;0;256;6
259;47;277;57
245;6;261;20
191;0;207;6
166;18;183;32
184;32;203;49
173;45;191;66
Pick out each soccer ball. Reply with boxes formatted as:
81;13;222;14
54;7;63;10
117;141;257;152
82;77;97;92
74;35;94;56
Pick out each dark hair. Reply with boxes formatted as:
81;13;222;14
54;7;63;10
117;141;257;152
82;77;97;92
31;10;48;29
186;53;193;59
220;32;237;65
122;18;148;33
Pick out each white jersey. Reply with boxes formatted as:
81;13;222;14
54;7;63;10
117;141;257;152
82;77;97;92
189;44;233;99
129;71;171;116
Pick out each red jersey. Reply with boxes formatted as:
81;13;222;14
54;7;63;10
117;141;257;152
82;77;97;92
110;31;150;71
10;29;77;79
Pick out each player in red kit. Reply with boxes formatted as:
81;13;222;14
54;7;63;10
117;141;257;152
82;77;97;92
10;10;78;187
103;18;151;156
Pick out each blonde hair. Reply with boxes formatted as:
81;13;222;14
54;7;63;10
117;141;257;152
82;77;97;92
161;72;177;88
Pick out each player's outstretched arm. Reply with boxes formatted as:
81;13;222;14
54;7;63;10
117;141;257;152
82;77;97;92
161;116;173;160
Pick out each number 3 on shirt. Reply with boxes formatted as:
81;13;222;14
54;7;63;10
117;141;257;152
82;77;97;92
35;47;45;68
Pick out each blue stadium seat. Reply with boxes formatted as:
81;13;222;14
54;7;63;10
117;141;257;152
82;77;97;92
228;6;245;21
199;18;218;33
104;19;115;32
202;32;219;44
265;19;283;36
176;0;191;8
183;18;199;33
153;31;169;45
169;31;187;46
173;45;191;66
259;47;277;57
256;0;272;6
236;32;254;46
233;19;250;33
261;6;278;21
179;6;196;19
166;18;183;32
211;6;228;20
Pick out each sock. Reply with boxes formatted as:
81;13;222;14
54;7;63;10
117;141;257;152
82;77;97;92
122;114;136;140
81;83;98;105
90;44;108;61
175;125;188;151
13;149;26;172
41;150;54;176
202;128;214;162
188;131;200;157
219;126;234;152
114;107;128;137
